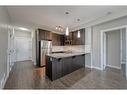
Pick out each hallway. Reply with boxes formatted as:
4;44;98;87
4;61;127;89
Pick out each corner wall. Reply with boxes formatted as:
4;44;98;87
0;6;11;88
92;15;127;69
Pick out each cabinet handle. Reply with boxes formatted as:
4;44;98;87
58;58;62;61
50;58;53;61
72;56;76;58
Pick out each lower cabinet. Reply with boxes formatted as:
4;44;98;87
52;58;62;80
46;55;85;81
62;57;72;76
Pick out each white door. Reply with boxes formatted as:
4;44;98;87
15;37;32;62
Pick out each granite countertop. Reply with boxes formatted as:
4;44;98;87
46;52;86;58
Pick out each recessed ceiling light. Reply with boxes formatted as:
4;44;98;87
107;12;112;15
65;12;69;14
18;27;29;31
77;19;80;21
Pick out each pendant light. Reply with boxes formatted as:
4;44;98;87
65;12;69;36
77;30;80;38
66;27;69;36
77;19;81;38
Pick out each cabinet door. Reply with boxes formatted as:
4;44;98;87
81;54;85;67
52;58;62;80
52;33;63;46
72;55;83;70
38;29;52;40
73;56;79;70
72;56;77;71
72;28;85;45
77;55;84;68
45;31;52;40
46;56;52;79
60;35;65;46
72;31;78;45
62;57;72;76
39;30;46;40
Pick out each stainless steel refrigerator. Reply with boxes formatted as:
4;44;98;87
39;40;52;67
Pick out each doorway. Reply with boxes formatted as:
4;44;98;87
15;37;32;62
101;26;127;79
105;30;121;69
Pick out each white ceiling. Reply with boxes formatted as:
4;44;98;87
6;6;127;33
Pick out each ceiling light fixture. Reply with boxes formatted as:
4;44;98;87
77;30;80;38
65;11;69;36
18;27;29;31
56;26;63;31
66;27;69;36
77;19;81;38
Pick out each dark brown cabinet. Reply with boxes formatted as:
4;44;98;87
52;33;64;46
46;55;85;81
64;32;73;45
38;29;52;40
72;28;85;45
36;28;85;47
64;28;85;45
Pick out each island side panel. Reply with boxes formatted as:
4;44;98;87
46;54;85;81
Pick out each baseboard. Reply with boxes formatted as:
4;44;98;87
92;66;102;70
107;64;121;69
0;73;6;89
85;65;102;70
31;59;36;65
85;65;92;68
2;73;9;89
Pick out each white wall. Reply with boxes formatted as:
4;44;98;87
0;7;11;88
92;15;127;69
121;28;126;63
85;27;92;68
15;29;31;38
32;31;36;65
106;30;121;68
85;27;91;45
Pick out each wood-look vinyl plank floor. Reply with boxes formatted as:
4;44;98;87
4;60;127;89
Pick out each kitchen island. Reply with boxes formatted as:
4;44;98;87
46;52;86;81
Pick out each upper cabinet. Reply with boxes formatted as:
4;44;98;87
52;33;65;46
64;32;73;45
72;28;85;45
38;29;52;40
64;28;85;45
36;28;64;46
36;28;85;46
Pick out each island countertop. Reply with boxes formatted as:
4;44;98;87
46;52;88;58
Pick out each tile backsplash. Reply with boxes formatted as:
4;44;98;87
52;45;91;53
